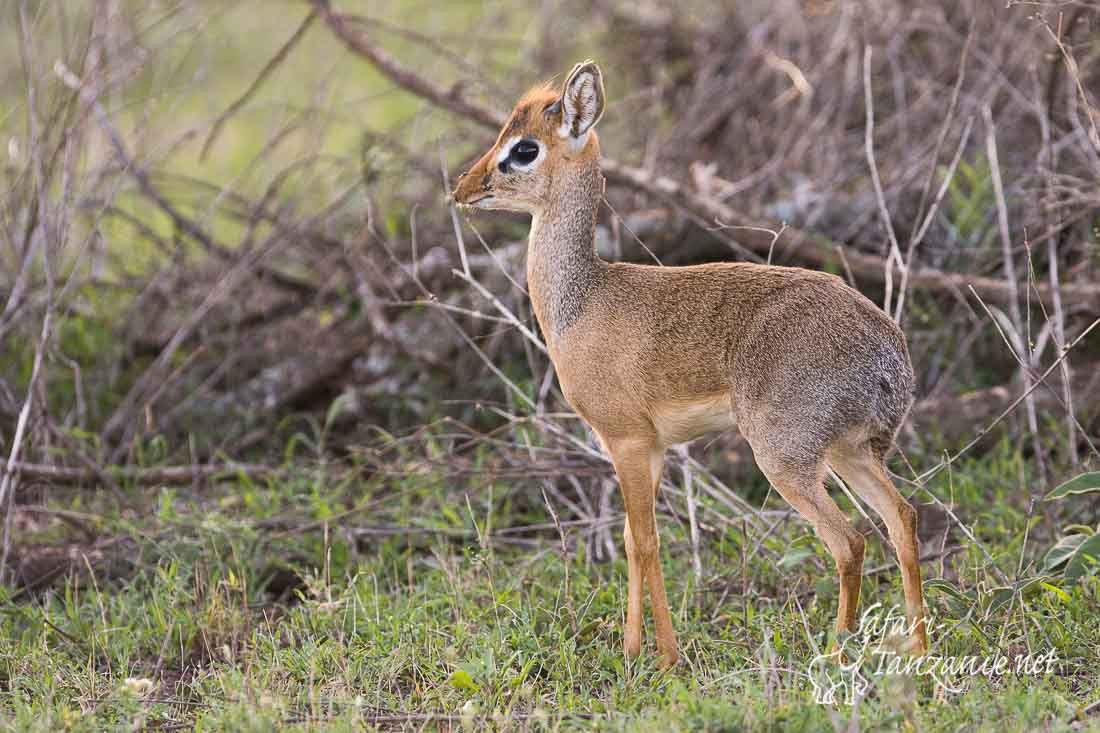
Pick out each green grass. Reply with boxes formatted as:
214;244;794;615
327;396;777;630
3;444;1099;731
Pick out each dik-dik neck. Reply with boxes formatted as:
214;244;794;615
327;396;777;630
527;160;607;340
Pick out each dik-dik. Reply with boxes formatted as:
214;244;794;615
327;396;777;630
451;61;928;668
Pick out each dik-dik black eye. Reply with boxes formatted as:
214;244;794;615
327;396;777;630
510;140;540;166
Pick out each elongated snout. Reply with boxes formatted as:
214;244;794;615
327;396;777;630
451;150;496;207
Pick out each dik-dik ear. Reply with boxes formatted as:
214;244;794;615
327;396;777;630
555;60;605;143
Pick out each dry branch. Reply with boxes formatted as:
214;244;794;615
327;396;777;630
89;94;315;297
311;0;1100;315
0;308;50;583
200;9;318;160
309;0;503;130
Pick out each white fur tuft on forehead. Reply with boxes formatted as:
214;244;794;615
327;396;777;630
558;61;605;146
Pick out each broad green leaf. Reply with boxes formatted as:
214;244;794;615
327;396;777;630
1043;534;1087;573
1065;534;1100;582
1043;472;1100;501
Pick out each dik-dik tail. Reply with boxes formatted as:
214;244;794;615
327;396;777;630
869;338;917;459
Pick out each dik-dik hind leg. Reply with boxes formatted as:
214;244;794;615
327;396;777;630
828;443;929;653
606;436;679;667
622;518;644;658
750;449;865;636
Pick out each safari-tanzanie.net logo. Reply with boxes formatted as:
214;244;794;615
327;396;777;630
807;603;1061;706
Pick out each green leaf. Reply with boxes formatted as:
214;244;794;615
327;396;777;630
1065;534;1100;582
448;669;480;694
441;505;462;528
324;392;357;431
1040;581;1071;603
975;576;1051;615
985;585;1015;614
1017;575;1051;598
1061;524;1097;537
777;547;814;569
923;579;970;602
1043;472;1100;501
1043;534;1087;573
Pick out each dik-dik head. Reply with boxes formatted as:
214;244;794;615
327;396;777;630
451;61;605;214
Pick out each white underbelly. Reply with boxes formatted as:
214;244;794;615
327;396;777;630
651;393;736;446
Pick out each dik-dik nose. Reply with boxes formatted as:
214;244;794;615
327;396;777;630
451;165;492;205
448;172;465;203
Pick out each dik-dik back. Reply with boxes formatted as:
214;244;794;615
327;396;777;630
452;60;928;668
564;260;915;462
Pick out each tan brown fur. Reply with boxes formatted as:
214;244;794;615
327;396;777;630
452;61;928;668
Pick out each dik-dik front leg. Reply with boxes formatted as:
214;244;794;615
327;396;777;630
605;435;679;667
